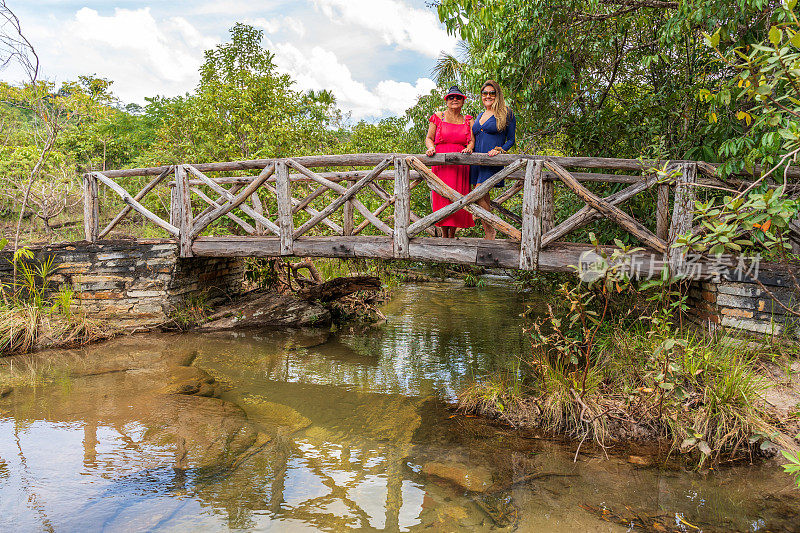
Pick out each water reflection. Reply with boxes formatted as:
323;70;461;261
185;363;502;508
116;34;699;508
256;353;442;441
0;281;798;532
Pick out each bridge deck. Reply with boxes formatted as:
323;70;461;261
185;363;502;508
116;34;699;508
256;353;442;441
192;236;672;276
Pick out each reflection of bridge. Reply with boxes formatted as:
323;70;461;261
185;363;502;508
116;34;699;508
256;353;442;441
83;153;730;277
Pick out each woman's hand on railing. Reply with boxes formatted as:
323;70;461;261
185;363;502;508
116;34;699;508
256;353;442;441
487;148;502;157
425;147;436;157
461;146;473;154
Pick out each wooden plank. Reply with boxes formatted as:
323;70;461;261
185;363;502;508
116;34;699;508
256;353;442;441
408;239;478;264
190;235;710;277
175;165;194;257
101;151;796;182
99;165;172;238
542;181;555;233
495;181;524;205
519;160;543;270
668;162;697;275
251;190;266;235
297;236;394;259
656;182;670;241
393;157;411;258
191;187;256;234
354;199;391;235
288;158;394;236
543;159;667;253
192;235;395;260
169;185;177;228
477;242;521;268
292;184;330;214
275;161;294;255
193;236;281;257
181;170;661;186
94;172;179;236
83;174;99;242
185;164;280;235
541;173;660;247
406;157;523;240
343;181;354;236
190;164;275;238
407;159;525;237
193;184;244;221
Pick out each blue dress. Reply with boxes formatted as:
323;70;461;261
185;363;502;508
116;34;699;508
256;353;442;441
470;110;517;187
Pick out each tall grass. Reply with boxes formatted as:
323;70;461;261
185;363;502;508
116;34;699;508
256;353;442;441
461;325;794;463
0;247;108;356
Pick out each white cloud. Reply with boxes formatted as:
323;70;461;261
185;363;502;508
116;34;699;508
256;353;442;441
2;2;445;119
271;41;435;118
9;8;217;103
249;16;306;37
194;0;264;15
375;78;437;115
312;0;456;58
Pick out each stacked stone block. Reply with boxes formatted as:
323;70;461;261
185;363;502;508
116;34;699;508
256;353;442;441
0;240;244;330
687;268;799;337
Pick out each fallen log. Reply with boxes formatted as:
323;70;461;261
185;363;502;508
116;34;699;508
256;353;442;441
297;275;381;303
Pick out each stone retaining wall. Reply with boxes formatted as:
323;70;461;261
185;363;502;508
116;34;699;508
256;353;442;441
687;267;799;337
0;240;244;330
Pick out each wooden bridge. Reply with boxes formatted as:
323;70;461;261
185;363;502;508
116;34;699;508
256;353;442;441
82;152;733;279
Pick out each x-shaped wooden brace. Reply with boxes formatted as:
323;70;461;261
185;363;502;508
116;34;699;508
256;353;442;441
543;159;667;253
187;164;278;238
406;157;526;240
288;158;394;239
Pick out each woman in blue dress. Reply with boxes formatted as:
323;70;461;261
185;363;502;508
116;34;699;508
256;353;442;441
470;80;516;240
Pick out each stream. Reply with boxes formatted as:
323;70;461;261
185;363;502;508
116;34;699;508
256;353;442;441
0;281;798;532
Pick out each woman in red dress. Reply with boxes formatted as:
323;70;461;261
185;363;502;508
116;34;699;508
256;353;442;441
424;85;475;238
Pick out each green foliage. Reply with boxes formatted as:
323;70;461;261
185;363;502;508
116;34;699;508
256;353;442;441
245;258;280;290
702;1;800;176
783;449;800;488
676;186;800;256
436;0;783;158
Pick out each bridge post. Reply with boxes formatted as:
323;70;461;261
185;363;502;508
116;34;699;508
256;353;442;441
83;173;99;243
342;182;354;236
276;161;294;256
542;179;554;232
393;157;410;258
169;184;177;228
656;182;670;241
251;192;266;235
667;162;697;277
175;165;194;257
520;160;543;270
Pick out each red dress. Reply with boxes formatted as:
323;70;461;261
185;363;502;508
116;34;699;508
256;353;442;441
429;113;475;228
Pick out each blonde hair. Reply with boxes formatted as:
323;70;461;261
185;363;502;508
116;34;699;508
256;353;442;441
482;80;510;131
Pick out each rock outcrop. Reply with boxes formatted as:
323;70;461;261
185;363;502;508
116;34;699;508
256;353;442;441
200;291;331;330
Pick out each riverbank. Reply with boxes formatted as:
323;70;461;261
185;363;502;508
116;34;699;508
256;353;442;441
459;319;800;467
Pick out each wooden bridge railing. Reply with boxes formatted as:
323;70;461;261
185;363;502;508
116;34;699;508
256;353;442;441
82;152;731;273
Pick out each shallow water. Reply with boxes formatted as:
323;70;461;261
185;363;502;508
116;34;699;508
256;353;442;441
1;281;798;532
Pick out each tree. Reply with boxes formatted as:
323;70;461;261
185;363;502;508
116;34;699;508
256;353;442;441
436;0;782;160
144;23;341;163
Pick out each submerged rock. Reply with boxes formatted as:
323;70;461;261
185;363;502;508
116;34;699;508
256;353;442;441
161;365;220;397
200;291;331;330
0;386;12;398
238;394;312;433
422;461;494;492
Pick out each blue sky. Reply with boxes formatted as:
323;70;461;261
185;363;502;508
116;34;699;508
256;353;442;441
2;0;457;119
